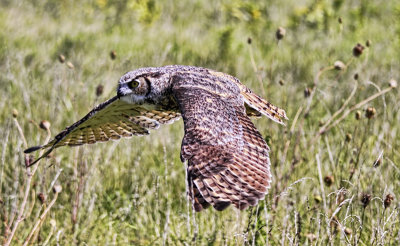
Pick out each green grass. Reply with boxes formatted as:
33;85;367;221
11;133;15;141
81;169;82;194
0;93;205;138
1;0;400;245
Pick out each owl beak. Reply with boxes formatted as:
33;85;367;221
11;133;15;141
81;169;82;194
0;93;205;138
117;89;123;99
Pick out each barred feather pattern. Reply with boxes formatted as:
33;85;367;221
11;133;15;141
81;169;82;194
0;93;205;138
25;65;286;211
172;75;272;211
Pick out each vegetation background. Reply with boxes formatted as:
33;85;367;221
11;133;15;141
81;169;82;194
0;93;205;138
1;0;399;245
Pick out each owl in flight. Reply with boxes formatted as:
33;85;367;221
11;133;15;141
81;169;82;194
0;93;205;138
25;65;287;211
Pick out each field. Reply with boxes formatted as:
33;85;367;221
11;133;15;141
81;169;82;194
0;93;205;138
1;0;399;245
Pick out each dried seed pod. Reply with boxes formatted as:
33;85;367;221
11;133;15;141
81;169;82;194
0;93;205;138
110;50;117;60
276;27;286;40
279;79;284;86
353;73;359;80
324;175;334;186
304;87;311;97
344;227;352;235
373;158;381;167
355;110;361;120
66;62;74;69
52;185;62;194
96;84;104;97
37;193;46;204
361;193;371;208
338;17;343;24
314;195;322;203
365;107;376;119
334;60;346;70
389;79;397;88
247;37;252;44
39;120;51;131
58;54;65;63
365;40;372;47
384;194;394;208
12;109;18;118
345;133;352;142
353;43;365;57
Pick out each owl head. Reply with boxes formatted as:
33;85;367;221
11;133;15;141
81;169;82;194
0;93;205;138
117;67;173;104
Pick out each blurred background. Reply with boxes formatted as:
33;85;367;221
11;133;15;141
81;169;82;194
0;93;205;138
1;0;399;244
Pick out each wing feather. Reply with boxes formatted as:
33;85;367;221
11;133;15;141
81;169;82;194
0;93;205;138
172;77;272;212
24;96;180;166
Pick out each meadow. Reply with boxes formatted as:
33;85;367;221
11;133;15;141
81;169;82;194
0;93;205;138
0;0;399;245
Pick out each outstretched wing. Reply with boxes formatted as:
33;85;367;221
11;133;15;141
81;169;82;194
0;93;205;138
24;96;180;166
172;78;271;212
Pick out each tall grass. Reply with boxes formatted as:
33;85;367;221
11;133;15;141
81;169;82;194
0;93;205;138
1;0;399;244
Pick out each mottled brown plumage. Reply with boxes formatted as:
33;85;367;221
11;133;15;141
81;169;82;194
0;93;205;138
25;65;287;212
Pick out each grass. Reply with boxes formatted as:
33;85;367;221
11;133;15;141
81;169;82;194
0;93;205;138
1;0;400;245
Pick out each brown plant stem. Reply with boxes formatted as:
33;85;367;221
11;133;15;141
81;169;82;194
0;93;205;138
304;66;334;116
23;188;61;246
313;86;394;143
4;124;51;246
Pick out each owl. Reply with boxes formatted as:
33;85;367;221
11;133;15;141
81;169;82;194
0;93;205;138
25;65;287;211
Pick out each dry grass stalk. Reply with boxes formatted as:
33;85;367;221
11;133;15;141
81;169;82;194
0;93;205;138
4;119;51;246
313;85;395;143
23;185;62;245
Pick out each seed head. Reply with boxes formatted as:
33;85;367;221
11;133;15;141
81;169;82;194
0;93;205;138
247;37;252;44
37;193;46;204
365;40;372;47
345;133;352;142
304;87;312;97
39;120;51;131
12;109;19;118
338;17;343;24
355;110;361;120
353;43;365;57
373;158;381;167
361;193;371;208
314;195;322;203
389;79;397;88
384;194;394;208
324;175;334;186
52;185;62;194
96;84;104;97
344;227;352;235
365;107;376;119
279;79;285;86
66;62;74;69
353;73;359;80
110;50;117;60
276;27;286;40
58;54;65;63
334;60;346;70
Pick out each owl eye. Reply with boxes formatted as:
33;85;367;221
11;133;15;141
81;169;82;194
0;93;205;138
127;79;140;89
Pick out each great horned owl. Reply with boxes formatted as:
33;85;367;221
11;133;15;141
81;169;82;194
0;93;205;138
25;65;287;211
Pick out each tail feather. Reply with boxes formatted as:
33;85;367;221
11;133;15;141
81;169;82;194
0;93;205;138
241;88;288;125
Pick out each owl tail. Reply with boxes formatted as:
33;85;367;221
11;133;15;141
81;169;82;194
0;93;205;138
241;88;288;125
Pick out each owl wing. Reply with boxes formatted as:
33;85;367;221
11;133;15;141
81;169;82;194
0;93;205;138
172;81;271;212
24;96;180;166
